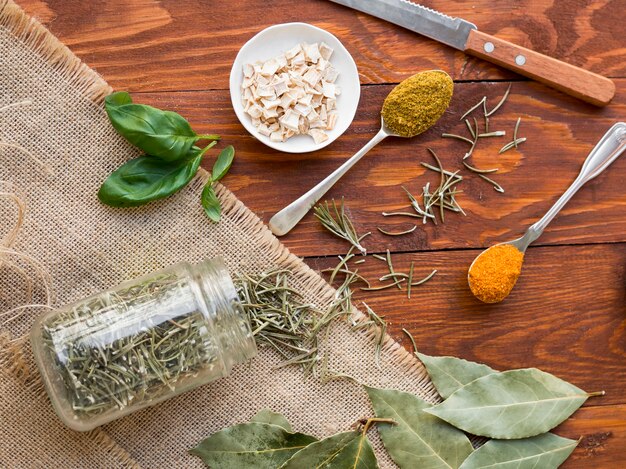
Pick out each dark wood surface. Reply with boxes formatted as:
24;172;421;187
16;0;626;466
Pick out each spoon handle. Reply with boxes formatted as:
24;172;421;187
269;128;388;236
526;122;626;243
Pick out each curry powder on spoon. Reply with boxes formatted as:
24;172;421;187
469;244;524;303
382;70;454;138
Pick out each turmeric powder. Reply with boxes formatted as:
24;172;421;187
468;244;524;303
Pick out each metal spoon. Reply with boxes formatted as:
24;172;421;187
468;122;626;301
268;117;402;236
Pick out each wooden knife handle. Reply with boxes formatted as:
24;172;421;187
465;29;615;107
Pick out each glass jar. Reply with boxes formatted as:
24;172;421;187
31;258;256;431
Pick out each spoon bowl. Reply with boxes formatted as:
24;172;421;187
468;122;626;303
269;70;453;236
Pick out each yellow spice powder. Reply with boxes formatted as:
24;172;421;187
468;244;524;303
381;70;454;138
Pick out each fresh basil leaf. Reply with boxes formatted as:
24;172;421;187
105;91;133;107
459;433;578;469
416;352;497;399
105;95;219;161
98;151;202;207
201;182;221;222
366;387;473;469
425;368;592;439
211;145;235;182
189;422;317;469
280;430;378;469
251;409;293;432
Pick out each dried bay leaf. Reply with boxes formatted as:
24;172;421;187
280;430;378;469
251;409;293;432
366;387;473;469
458;433;579;469
425;368;593;439
416;352;496;399
189;422;317;469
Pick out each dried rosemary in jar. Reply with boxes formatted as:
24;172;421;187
382;70;454;138
31;258;256;431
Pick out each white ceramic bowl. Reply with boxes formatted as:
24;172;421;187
230;23;360;153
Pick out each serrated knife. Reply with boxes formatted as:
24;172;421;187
328;0;615;106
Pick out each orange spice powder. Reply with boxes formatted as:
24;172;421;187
468;244;524;303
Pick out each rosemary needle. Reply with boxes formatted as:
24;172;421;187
377;225;417;236
442;133;475;145
402;328;418;356
386;249;402;290
460;96;486;120
465;119;476;139
463;161;499;174
499;137;527;154
361;279;405;291
514;117;522;147
478;174;505;193
478;131;506;138
486;84;512;117
354;259;366;265
407;262;414;299
410;269;437;286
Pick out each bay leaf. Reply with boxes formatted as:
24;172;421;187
425;368;592;439
251;409;293;432
366;386;473;469
459;433;579;469
416;352;497;399
280;430;378;469
189;422;317;469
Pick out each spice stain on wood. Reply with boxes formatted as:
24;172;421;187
578;431;612;455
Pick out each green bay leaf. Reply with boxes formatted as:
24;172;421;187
251;409;293;432
459;433;578;469
189;422;317;469
366;386;473;469
416;352;497;399
425;368;591;439
280;430;378;469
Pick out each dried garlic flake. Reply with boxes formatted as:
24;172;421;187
241;42;339;144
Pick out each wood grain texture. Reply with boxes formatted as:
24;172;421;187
465;29;615;106
132;80;626;258
307;242;626;406
14;0;626;92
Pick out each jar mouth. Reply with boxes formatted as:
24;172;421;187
191;258;257;370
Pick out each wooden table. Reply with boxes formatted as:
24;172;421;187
17;0;625;466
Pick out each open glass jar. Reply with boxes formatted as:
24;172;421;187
31;258;256;431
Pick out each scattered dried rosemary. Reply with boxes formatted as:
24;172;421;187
236;269;354;375
314;198;370;254
383;149;464;225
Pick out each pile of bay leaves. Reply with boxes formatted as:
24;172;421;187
190;352;601;468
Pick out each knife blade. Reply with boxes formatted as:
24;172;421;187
329;0;615;106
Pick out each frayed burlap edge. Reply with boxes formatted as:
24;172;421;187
0;0;434;461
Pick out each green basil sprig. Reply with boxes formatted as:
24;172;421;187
99;91;234;221
105;91;219;162
202;145;235;222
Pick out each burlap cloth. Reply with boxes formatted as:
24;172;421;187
0;1;439;467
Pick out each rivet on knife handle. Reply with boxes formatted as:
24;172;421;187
464;30;615;107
